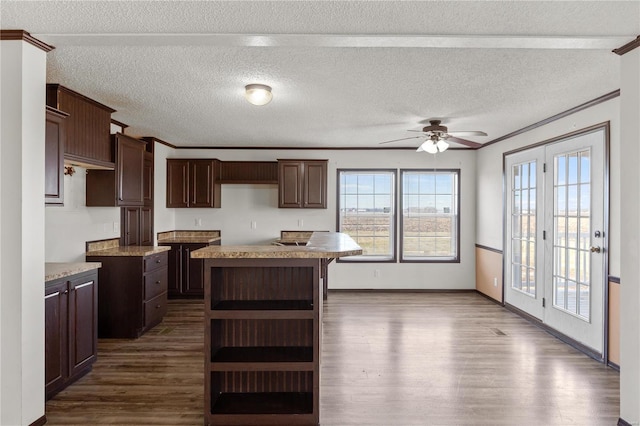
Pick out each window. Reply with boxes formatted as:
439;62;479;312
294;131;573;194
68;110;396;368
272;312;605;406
400;170;459;262
337;168;460;263
337;170;396;261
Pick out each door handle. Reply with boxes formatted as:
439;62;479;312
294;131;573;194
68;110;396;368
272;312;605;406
590;246;602;253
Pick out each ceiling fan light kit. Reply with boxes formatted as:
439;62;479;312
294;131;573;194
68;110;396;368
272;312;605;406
379;119;486;151
244;84;272;106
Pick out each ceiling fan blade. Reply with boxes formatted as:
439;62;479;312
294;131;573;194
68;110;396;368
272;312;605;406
446;136;482;148
407;129;426;133
448;130;488;137
378;135;422;145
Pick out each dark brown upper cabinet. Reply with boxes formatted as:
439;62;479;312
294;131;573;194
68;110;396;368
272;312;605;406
46;84;115;170
121;206;153;246
45;107;68;205
278;159;328;209
143;152;154;206
219;161;278;184
86;133;146;207
166;159;221;208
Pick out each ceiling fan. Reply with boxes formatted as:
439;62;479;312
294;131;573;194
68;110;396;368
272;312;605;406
379;120;487;153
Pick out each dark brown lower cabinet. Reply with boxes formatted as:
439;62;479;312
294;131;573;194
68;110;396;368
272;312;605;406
204;258;320;425
45;270;98;400
86;251;168;338
160;241;219;298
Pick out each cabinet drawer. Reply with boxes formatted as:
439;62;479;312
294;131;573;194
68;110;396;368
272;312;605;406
144;252;167;272
144;267;168;301
144;292;167;328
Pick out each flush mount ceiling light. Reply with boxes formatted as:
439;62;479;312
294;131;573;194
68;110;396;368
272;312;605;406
244;84;273;106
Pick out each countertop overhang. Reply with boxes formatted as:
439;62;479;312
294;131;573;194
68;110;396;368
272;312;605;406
45;262;102;282
158;236;221;244
86;246;171;257
191;232;362;259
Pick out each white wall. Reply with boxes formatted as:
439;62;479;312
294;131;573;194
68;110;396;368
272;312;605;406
619;47;640;425
0;38;47;425
45;167;120;262
476;98;621;277
157;148;477;290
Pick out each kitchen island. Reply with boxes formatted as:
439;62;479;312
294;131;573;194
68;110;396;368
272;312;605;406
191;232;361;426
86;238;171;338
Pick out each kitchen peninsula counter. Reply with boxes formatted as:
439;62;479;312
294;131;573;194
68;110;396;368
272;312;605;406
197;232;360;425
191;231;361;259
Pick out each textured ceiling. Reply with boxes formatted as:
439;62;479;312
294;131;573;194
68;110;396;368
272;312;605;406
2;1;639;149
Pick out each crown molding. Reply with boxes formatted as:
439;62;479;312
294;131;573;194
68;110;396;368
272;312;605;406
613;35;640;56
0;30;54;52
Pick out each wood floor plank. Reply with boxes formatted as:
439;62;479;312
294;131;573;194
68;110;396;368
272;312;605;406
45;293;619;425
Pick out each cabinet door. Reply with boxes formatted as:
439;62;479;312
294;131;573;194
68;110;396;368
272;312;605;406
45;279;68;398
140;207;153;246
183;243;207;296
121;207;141;246
303;161;327;208
143;153;153;206
164;244;182;297
68;274;98;378
47;84;114;168
190;160;220;208
166;160;189;207
45;109;66;205
116;134;145;206
278;161;303;208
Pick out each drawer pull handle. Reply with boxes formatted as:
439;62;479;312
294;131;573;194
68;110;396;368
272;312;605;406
156;304;161;309
155;280;161;284
156;259;161;263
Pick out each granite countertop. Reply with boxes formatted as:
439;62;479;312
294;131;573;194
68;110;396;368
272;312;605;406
157;230;221;244
191;232;362;259
86;246;171;257
158;236;221;244
272;231;318;245
45;262;102;282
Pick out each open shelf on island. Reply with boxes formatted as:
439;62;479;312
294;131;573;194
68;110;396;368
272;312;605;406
205;258;321;425
212;346;313;363
211;392;313;415
212;299;313;311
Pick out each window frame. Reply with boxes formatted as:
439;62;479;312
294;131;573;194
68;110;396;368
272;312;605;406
336;168;398;263
399;168;461;264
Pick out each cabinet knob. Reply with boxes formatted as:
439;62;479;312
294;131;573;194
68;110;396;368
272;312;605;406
156;304;161;309
156;259;161;263
155;280;161;284
63;289;69;295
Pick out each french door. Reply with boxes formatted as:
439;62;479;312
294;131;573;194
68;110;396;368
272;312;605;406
505;126;607;354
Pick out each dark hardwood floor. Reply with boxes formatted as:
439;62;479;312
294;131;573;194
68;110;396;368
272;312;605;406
45;292;619;425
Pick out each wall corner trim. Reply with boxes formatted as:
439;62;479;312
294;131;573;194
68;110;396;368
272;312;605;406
29;415;47;426
613;35;640;56
475;244;503;254
617;417;632;426
0;29;54;52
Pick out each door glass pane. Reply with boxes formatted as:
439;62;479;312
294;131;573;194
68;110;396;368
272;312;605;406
553;149;591;320
511;161;536;296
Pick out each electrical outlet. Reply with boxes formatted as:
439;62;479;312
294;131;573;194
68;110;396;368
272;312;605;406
251;221;257;229
195;218;202;226
374;269;380;278
494;277;498;287
298;219;304;228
